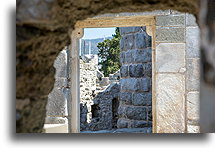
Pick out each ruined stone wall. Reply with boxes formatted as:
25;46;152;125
45;47;70;126
155;11;200;133
16;0;215;133
79;55;120;131
117;27;152;131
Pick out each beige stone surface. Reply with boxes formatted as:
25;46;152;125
187;125;200;133
187;92;200;123
156;43;185;73
156;73;185;133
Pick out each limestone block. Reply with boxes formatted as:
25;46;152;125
133;49;152;63
54;78;68;88
187;125;200;133
186;14;198;26
186;59;200;91
54;49;67;78
120;65;128;77
46;88;67;116
156;43;185;72
156;27;185;42
126;106;147;120
186;27;200;58
129;64;144;77
120;92;132;105
187;92;200;123
156;73;185;133
156;15;185;26
45;117;68;124
132;92;152;106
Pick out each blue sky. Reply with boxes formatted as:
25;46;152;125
82;28;116;39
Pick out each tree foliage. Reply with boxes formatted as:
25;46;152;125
97;27;121;77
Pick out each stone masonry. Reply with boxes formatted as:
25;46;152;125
117;26;152;131
155;11;200;133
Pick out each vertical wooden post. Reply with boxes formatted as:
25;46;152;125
70;28;83;133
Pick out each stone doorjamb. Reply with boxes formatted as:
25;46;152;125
70;15;156;133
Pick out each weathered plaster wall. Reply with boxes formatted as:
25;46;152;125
117;26;152;131
16;0;215;133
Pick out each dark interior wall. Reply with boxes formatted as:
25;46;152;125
16;0;214;133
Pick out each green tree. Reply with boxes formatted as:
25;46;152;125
97;27;121;77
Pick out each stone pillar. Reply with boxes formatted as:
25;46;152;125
155;11;186;133
117;27;152;131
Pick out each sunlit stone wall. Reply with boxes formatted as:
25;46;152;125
155;11;200;133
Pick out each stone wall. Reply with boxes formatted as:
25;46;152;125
155;11;200;133
79;55;120;131
45;47;70;126
117;26;152;131
45;52;120;132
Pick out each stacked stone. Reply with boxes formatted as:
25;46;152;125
117;27;152;130
80;55;98;128
155;11;200;133
185;13;200;133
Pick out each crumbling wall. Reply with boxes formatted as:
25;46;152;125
117;26;152;131
16;0;215;133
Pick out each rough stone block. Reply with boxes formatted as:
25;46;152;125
133;49;152;63
148;106;152;121
126;106;147;120
186;59;200;91
120;52;125;64
132;92;152;106
117;105;127;118
156;15;185;26
186;13;198;26
124;50;133;63
156;43;185;72
120;37;124;51
120;92;132;105
120;65;128;77
135;33;147;49
186;27;200;58
156;27;185;42
117;118;129;128
144;63;152;77
129;64;144;77
119;27;142;35
124;34;135;50
120;78;150;92
156;73;185;133
187;92;200;123
130;120;150;128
